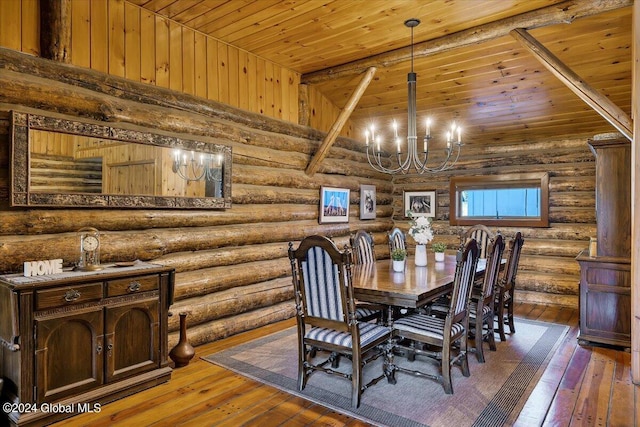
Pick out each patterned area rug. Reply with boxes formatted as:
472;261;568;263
203;318;568;427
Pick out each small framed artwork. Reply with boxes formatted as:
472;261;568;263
404;190;436;218
319;186;350;223
359;185;376;220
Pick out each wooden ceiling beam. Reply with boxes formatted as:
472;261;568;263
301;0;632;84
305;67;377;176
511;28;632;141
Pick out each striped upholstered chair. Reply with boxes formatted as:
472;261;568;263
459;224;495;259
468;233;505;362
350;229;376;264
387;227;407;253
392;239;480;394
495;232;525;341
349;230;385;323
288;235;392;408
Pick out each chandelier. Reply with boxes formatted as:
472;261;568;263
365;18;463;174
172;149;223;182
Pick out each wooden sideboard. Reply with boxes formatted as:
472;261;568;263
576;251;631;347
0;262;175;426
577;136;631;348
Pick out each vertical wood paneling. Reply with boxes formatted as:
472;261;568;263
256;57;266;114
0;0;22;51
124;2;141;81
193;32;207;98
216;43;229;104
0;0;320;128
139;9;155;84
206;37;219;101
246;53;257;113
237;49;249;112
90;0;108;73
71;0;91;67
154;15;169;88
108;0;126;77
21;0;39;56
264;61;274;117
227;46;239;107
181;27;195;95
168;20;182;92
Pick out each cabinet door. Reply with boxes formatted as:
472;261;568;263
105;298;159;383
35;307;104;402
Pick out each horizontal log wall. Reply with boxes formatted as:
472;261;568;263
0;49;393;349
0;0;352;137
391;137;597;307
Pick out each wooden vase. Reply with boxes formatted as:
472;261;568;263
169;312;195;368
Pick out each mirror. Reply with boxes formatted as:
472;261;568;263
11;111;232;208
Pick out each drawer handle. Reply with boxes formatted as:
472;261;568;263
128;281;141;292
96;345;102;354
63;289;81;302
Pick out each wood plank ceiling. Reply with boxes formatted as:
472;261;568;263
131;0;633;145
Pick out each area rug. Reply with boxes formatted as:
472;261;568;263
203;318;568;427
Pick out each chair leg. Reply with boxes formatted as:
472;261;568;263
460;331;470;378
475;316;485;363
442;344;453;394
486;315;497;352
507;302;515;334
497;303;507;341
351;351;362;408
298;345;308;391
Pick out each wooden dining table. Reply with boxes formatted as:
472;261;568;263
351;253;489;310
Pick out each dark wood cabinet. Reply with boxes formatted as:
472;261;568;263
0;263;174;426
577;136;631;348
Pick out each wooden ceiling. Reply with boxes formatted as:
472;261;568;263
131;0;633;145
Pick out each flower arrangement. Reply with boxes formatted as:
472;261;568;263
431;242;447;253
391;248;407;261
407;211;434;245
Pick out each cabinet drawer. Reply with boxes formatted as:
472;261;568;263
36;283;104;310
107;274;159;297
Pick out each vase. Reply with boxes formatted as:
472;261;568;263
392;259;405;272
435;252;445;262
169;312;195;368
414;244;427;266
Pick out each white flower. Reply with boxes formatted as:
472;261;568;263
407;212;434;245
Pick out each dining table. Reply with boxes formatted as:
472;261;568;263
351;253;490;316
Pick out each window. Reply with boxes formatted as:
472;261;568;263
450;172;549;227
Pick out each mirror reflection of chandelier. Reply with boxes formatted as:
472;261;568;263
365;18;463;175
172;149;223;182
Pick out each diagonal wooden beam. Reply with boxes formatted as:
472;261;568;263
511;28;632;141
305;67;377;176
302;0;632;84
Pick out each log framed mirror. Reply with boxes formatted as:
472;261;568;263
10;111;232;208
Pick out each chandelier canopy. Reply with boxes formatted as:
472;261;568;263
365;18;463;175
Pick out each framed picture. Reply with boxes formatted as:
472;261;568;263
319;186;350;223
404;190;436;218
359;185;376;220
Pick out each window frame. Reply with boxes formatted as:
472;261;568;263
449;172;549;227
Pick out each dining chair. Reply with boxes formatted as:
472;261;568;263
350;229;376;264
387;227;407;254
350;230;384;323
495;232;525;341
460;224;495;259
468;233;505;362
392;239;480;394
288;235;393;408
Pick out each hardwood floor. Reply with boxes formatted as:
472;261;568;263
53;303;637;427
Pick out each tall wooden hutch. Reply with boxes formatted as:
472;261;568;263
576;134;631;348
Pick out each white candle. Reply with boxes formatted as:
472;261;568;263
396;136;401;153
376;136;381;153
457;127;462;143
426;118;431;137
173;150;180;162
365;129;370;146
392;120;398;138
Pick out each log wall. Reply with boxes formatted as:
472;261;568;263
0;48;393;348
390;137;597;307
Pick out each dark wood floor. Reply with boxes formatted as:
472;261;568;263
54;303;638;427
